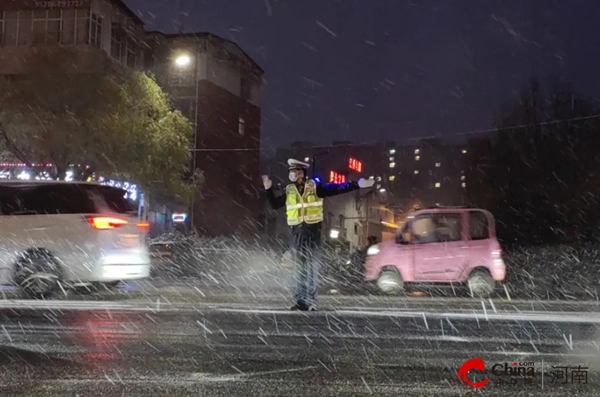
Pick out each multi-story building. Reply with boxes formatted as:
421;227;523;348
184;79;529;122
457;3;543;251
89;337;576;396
0;0;145;73
383;139;469;208
0;0;264;237
145;32;263;237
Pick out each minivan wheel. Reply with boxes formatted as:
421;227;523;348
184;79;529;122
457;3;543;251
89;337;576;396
467;269;495;298
377;268;404;295
14;250;61;299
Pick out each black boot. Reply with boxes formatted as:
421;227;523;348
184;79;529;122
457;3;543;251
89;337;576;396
290;301;308;311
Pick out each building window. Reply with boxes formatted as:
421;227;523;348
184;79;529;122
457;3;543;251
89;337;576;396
32;10;63;44
435;182;441;188
389;149;396;155
389;162;395;168
461;175;466;181
388;175;395;181
415;155;420;161
18;11;32;46
414;170;419;174
60;9;89;45
126;38;137;67
462;149;467;154
462;182;466;188
47;10;61;43
76;9;89;44
61;9;75;44
414;149;420;154
90;13;103;48
389;156;394;162
238;117;245;135
435;162;441;167
304;157;310;162
32;11;46;44
111;23;124;60
60;10;85;44
32;9;62;45
3;11;18;46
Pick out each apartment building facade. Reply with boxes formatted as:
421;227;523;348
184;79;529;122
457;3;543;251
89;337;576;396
0;0;264;237
0;0;145;73
146;32;263;237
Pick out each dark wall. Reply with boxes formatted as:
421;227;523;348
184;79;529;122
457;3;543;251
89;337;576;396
193;80;262;236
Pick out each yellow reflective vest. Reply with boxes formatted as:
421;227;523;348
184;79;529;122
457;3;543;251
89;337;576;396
285;179;324;226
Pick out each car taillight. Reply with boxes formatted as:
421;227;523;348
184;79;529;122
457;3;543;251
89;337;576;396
87;217;129;230
136;221;150;233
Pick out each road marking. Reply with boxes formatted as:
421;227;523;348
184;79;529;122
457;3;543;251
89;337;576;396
2;342;88;354
336;309;600;324
1;300;600;324
45;365;319;386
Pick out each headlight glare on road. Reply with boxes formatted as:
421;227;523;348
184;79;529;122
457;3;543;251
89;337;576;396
367;244;380;256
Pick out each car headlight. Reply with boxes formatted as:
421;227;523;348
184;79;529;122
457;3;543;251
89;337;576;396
367;244;380;256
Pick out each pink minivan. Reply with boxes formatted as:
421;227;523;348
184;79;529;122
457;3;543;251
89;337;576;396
364;208;505;297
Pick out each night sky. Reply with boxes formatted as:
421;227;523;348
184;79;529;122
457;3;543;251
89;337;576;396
125;0;600;149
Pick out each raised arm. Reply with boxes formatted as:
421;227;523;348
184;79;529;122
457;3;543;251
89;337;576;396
263;175;286;210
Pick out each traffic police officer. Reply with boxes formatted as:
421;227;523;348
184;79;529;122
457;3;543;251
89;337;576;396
263;158;374;311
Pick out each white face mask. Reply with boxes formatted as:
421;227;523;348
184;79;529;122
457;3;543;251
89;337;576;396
289;172;298;182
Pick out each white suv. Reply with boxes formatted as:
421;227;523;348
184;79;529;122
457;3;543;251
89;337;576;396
0;181;151;298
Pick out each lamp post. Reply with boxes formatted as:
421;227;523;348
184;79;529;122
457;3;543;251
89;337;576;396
173;51;200;230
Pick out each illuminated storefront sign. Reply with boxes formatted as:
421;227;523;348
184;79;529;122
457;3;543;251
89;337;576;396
329;171;346;184
172;213;188;223
349;158;363;172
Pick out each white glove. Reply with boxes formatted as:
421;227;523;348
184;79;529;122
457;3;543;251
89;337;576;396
262;175;273;190
358;178;375;188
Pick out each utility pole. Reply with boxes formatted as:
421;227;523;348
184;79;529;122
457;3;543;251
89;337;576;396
190;50;199;231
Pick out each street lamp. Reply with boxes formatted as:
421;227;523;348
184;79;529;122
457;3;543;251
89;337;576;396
175;54;192;67
173;50;199;230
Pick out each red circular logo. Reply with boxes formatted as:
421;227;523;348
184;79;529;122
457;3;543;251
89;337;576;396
457;358;490;388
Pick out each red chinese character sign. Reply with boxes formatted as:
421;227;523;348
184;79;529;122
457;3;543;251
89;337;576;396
329;171;346;184
349;158;363;173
